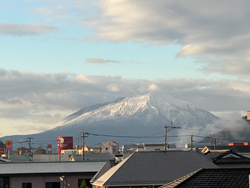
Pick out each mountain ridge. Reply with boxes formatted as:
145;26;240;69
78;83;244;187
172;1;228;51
3;91;220;148
52;91;219;131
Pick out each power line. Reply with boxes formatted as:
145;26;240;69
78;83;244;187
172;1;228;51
86;132;162;138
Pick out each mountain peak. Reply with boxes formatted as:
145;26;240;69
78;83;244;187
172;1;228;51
52;91;218;131
29;91;219;148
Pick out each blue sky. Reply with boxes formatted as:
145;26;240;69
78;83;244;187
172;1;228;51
1;0;250;137
0;0;209;80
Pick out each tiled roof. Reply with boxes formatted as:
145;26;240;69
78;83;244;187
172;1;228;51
90;160;117;183
162;168;250;188
204;150;250;164
92;150;218;186
205;145;250;153
0;161;106;175
204;151;225;159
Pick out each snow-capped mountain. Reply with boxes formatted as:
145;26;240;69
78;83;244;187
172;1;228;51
53;91;218;130
3;91;219;149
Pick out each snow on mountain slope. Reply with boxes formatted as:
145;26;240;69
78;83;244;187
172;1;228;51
4;91;220;149
52;91;219;130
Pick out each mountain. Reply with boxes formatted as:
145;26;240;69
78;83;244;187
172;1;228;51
53;91;218;129
3;91;219;149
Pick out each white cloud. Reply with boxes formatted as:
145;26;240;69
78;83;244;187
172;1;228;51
0;23;57;36
81;0;250;78
107;84;120;92
1;68;250;118
0;68;250;136
176;45;205;57
86;58;120;64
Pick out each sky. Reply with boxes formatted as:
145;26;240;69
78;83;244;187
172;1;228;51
1;0;250;138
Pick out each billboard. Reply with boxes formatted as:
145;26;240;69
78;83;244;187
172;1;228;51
247;111;250;120
57;136;73;154
5;140;12;149
0;148;4;155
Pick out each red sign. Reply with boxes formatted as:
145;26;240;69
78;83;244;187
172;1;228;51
0;148;4;155
6;140;12;149
57;136;73;154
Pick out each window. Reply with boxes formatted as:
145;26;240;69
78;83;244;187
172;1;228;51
22;183;32;188
45;182;60;188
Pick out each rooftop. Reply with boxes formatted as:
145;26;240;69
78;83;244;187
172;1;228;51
162;168;250;188
0;161;106;175
93;150;218;186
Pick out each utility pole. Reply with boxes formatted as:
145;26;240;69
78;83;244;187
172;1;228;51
213;136;216;150
77;137;79;150
27;135;33;161
80;129;88;161
18;138;24;155
190;135;193;149
210;136;216;150
164;121;181;151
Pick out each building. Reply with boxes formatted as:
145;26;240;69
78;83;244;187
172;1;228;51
135;143;176;151
202;145;250;158
101;141;119;155
161;168;250;188
0;161;106;188
92;150;218;188
202;149;250;168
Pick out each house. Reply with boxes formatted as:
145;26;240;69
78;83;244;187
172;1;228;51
161;168;250;188
102;141;119;155
92;150;218;188
202;145;250;158
122;144;143;154
202;149;250;168
0;161;106;188
91;160;117;184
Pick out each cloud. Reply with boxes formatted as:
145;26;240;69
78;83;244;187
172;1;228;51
0;68;250;136
86;58;120;64
107;84;120;92
14;125;48;134
33;6;69;21
0;23;57;36
0;68;250;121
82;0;250;78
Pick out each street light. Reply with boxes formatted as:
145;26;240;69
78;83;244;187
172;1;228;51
59;175;67;188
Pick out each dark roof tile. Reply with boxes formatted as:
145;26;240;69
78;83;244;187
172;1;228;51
93;150;218;186
162;168;250;188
